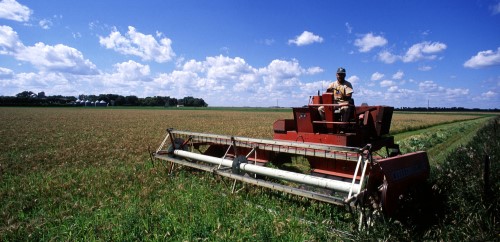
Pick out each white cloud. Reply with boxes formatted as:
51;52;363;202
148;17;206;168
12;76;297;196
418;80;469;99
392;70;404;80
378;50;398;64
0;0;32;22
482;90;497;99
0;71;81;96
300;80;330;93
288;31;323;46
0;67;14;79
0;25;98;75
113;60;150;81
445;88;469;98
20;43;98;74
306;66;324;75
418;80;440;92
472;89;499;103
380;80;395;87
354;33;387;52
39;19;53;30
99;26;176;63
155;55;259;96
418;65;432;71
402;41;447;62
371;72;384;81
261;59;305;79
388;86;399;93
347;75;360;85
463;47;500;69
151;56;325;106
378;41;447;64
0;25;23;53
72;32;82;39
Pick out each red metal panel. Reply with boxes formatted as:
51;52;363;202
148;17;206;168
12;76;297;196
294;108;314;133
312;95;321;105
273;131;364;147
377;151;430;216
322;93;334;130
273;119;297;133
378;151;429;184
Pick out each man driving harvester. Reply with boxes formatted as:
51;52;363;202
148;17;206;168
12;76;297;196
318;67;354;122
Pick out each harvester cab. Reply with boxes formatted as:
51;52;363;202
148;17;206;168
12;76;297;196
152;92;430;225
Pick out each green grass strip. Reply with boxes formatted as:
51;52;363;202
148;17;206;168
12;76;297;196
394;116;493;165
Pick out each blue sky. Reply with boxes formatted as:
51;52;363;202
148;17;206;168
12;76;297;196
0;0;499;108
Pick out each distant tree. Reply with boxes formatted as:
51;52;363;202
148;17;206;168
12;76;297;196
97;94;109;103
115;95;125;106
180;96;207;107
2;91;208;107
16;91;35;98
124;95;139;106
87;95;98;101
167;97;178;107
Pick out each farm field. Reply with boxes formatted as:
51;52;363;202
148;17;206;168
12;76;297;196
0;107;498;240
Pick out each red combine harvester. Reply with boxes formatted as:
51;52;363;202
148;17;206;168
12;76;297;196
153;92;430;223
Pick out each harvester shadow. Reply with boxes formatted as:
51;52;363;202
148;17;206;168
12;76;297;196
390;181;446;233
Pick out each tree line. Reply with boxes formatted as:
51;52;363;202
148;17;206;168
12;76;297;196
0;91;208;107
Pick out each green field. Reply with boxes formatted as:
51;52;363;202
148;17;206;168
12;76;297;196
1;107;498;240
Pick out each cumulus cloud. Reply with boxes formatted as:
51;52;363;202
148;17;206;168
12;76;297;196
418;80;441;92
482;90;497;99
402;41;447;62
378;41;447;64
155;55;258;97
288;31;323;46
0;70;83;96
0;25;23;53
463;47;500;69
151;55;325;106
0;25;98;75
347;75;360;85
392;70;404;80
378;50;398;64
444;88;469;99
0;0;32;22
418;80;469;98
113;60;150;81
388;86;399;93
371;72;384;81
18;43;98;74
354;33;387;52
380;80;395;87
99;26;176;63
0;67;14;79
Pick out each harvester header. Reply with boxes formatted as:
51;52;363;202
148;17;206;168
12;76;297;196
152;92;430;225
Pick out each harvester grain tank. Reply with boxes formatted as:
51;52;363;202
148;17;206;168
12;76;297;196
152;91;430;223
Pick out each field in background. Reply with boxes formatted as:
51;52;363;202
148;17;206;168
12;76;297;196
0;107;497;240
